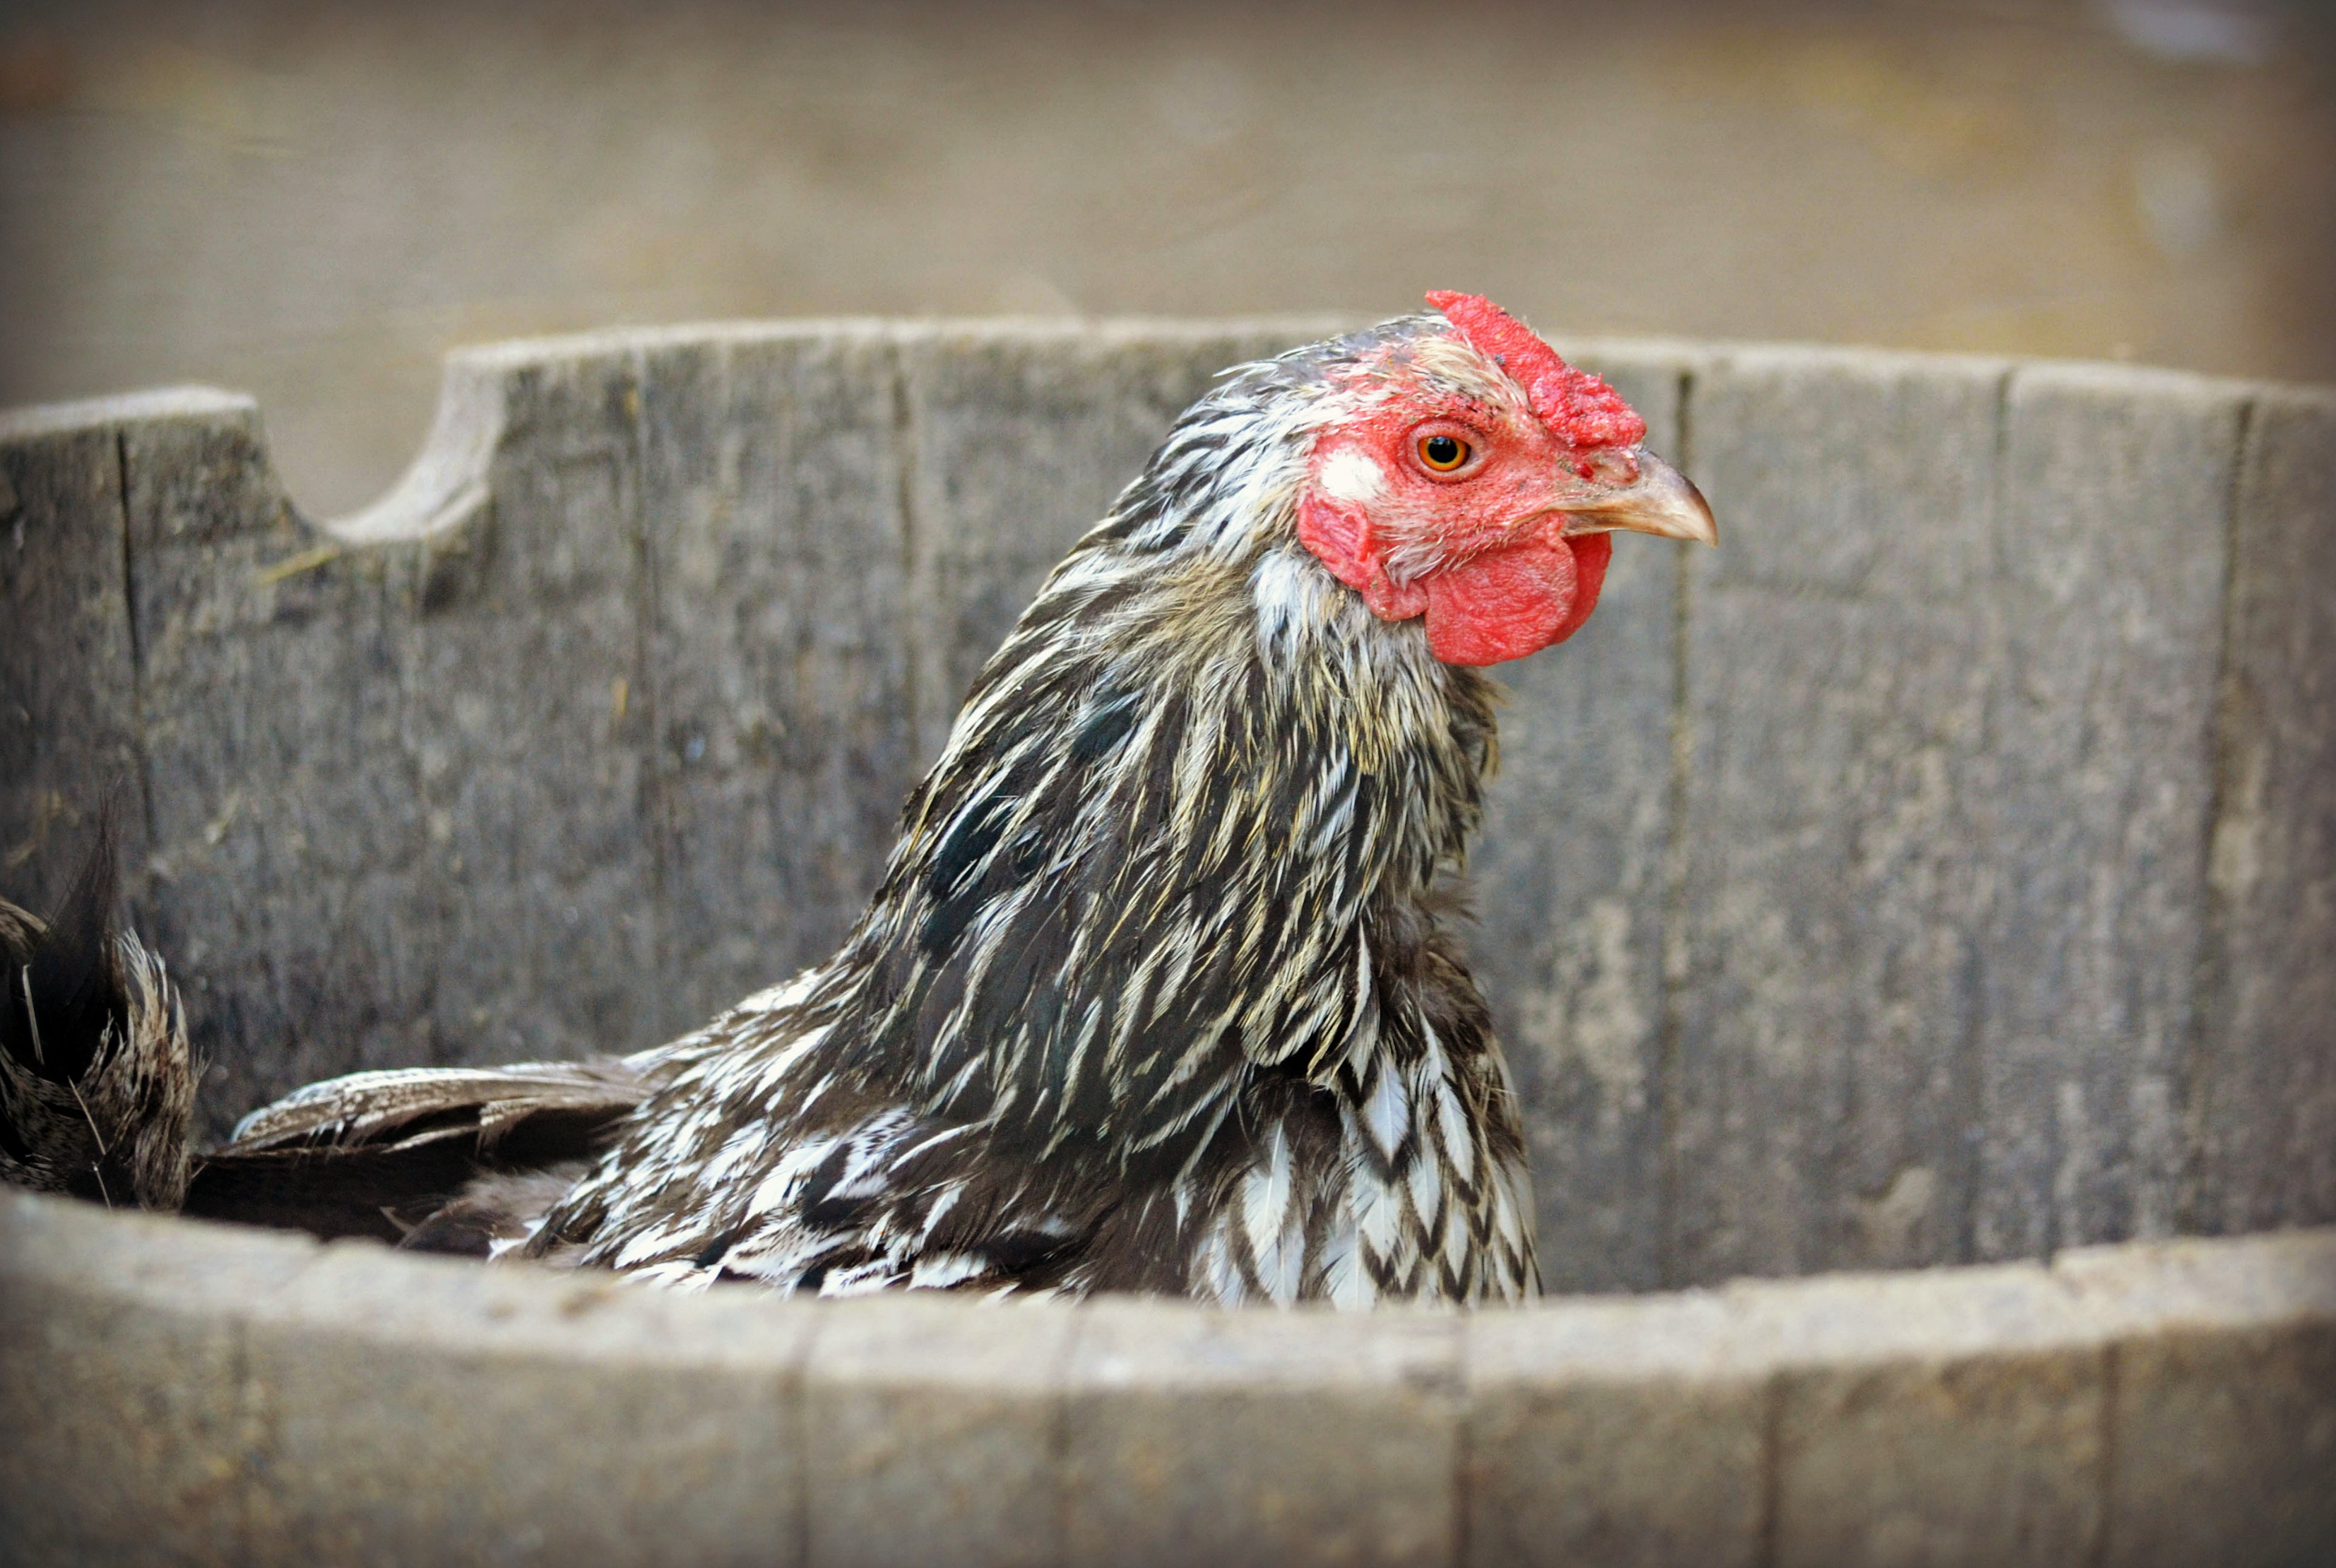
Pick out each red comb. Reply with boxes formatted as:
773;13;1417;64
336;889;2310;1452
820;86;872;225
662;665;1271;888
1425;290;1646;450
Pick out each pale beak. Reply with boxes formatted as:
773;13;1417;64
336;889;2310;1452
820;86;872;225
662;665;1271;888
1563;450;1719;547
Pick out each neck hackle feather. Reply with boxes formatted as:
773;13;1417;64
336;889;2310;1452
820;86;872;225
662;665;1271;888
12;308;1586;1309
519;316;1539;1303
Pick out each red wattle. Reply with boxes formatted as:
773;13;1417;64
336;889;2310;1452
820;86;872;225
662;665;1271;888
1364;568;1428;620
1423;532;1611;666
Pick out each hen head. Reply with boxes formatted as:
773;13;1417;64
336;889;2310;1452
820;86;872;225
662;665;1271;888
1294;290;1716;666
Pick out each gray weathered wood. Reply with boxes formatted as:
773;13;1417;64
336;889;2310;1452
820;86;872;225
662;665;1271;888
18;1192;2331;1566
805;1293;1072;1568
0;396;158;914
116;396;439;1131
1063;1299;1460;1567
1755;1268;2111;1568
246;1245;810;1568
1674;350;2252;1285
393;341;666;1079
1464;1290;1762;1567
632;325;920;1034
0;1195;309;1565
1974;365;2243;1263
2056;1234;2336;1568
2186;386;2336;1237
1674;348;2012;1286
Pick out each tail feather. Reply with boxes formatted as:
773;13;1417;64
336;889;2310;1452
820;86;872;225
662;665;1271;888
0;820;196;1211
224;1058;655;1155
4;818;658;1251
186;1055;659;1247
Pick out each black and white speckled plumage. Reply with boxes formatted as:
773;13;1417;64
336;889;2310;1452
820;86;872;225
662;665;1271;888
0;828;195;1214
23;303;1717;1306
519;316;1540;1305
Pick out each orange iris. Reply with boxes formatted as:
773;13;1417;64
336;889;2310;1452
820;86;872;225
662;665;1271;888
1418;433;1470;472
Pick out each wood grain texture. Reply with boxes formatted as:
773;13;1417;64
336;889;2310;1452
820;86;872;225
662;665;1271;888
2186;386;2336;1237
632;326;918;1035
401;343;668;1081
116;397;439;1136
1463;1291;1762;1568
11;1189;2332;1567
1064;1300;1460;1568
1674;348;2012;1287
0;397;155;915
805;1293;1074;1568
1974;365;2243;1264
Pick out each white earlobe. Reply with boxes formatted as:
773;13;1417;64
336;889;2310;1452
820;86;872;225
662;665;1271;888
1317;447;1387;505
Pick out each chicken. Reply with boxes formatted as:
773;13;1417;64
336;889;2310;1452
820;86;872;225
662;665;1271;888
0;816;194;1215
6;294;1714;1307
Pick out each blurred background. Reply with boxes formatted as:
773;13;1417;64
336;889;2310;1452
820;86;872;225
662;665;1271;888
0;0;2328;518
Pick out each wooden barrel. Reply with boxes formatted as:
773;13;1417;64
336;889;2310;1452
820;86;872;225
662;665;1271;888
2;323;2330;1562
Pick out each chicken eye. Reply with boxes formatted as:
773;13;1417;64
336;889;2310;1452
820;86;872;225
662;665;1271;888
1418;433;1471;473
